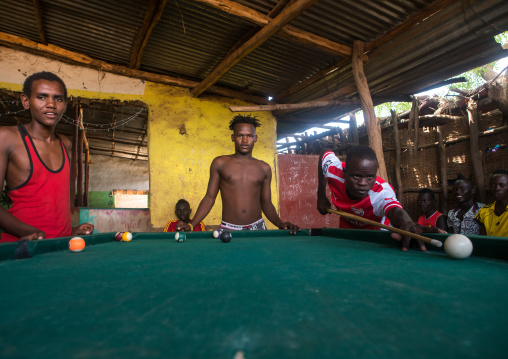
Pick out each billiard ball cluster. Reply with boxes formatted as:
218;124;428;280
213;230;232;243
114;232;132;242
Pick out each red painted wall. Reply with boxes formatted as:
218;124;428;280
278;154;341;229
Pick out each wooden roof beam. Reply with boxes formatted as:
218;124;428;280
365;0;457;53
129;0;167;69
193;0;360;59
230;99;360;112
191;0;320;97
0;32;268;104
31;0;47;45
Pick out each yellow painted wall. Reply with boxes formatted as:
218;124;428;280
143;82;280;229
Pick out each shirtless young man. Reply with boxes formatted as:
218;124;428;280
317;145;442;251
178;115;299;233
0;72;93;242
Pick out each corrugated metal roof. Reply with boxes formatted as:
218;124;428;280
1;0;507;149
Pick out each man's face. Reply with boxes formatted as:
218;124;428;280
175;203;191;222
418;193;435;213
231;123;257;154
21;79;67;127
490;174;508;202
344;157;378;200
452;180;475;204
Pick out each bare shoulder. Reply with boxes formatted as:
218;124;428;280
58;133;72;150
0;126;21;151
255;158;272;173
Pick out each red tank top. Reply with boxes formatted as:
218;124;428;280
417;211;444;227
0;125;72;242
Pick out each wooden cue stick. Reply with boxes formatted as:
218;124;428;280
326;208;443;248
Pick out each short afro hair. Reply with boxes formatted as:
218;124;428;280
175;199;190;208
346;145;378;164
418;188;436;200
23;71;68;99
491;169;508;178
229;114;261;131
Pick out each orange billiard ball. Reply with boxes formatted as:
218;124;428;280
69;237;85;252
121;232;132;242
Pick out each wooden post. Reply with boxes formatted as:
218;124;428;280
467;98;486;203
77;107;84;207
349;112;359;145
70;103;79;208
410;97;419;157
84;146;89;207
437;127;448;214
352;40;388;180
391;110;403;200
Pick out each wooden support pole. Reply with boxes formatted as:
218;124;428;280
467;98;486;203
391;110;403;201
84;147;89;207
411;97;419;157
437;126;447;214
351;40;388;180
349;112;359;145
77;107;84;207
70;104;79;208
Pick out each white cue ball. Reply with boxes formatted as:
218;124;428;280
444;234;473;259
213;230;221;239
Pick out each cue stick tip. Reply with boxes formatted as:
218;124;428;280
430;239;443;248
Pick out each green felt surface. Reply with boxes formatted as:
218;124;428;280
0;230;507;358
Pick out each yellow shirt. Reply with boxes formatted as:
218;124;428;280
475;202;508;237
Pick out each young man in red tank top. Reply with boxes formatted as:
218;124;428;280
416;188;447;231
0;72;93;242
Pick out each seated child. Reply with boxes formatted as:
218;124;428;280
447;174;484;235
475;169;508;237
163;199;205;232
416;188;447;231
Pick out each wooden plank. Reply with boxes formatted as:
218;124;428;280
349;112;359;145
437;127;447;214
391;110;403;201
467;98;486;203
129;0;168;69
84;146;89;207
193;0;360;59
191;0;320;97
31;0;47;45
365;0;457;53
229;99;358;112
351;40;388;180
0;32;268;104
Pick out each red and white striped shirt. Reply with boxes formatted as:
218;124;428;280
321;151;402;230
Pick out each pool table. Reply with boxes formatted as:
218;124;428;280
1;229;507;359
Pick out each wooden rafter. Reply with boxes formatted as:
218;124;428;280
191;0;320;97
192;0;362;59
0;32;268;104
365;0;457;53
31;0;47;45
273;0;457;107
275;58;351;102
129;0;168;69
135;120;148;161
229;99;359;112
